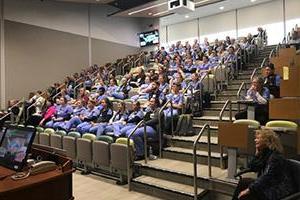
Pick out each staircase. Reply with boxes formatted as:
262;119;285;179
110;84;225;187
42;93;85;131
130;45;276;200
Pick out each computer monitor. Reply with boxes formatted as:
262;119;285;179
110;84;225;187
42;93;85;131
0;125;36;171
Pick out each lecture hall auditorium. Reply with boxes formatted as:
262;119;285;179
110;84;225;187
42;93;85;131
0;0;299;200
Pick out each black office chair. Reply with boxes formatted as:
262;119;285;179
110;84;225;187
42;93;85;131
282;159;300;200
234;159;300;200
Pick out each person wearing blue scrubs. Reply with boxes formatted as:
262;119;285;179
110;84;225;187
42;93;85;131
63;99;99;132
86;98;113;135
100;101;129;137
111;77;131;100
119;101;144;136
126;97;161;160
45;97;73;129
163;83;184;132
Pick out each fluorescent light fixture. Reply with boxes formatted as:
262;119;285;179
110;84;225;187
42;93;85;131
128;2;167;15
251;0;257;2
219;6;224;10
185;15;189;18
153;10;169;16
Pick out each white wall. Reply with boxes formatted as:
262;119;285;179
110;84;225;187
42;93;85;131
199;11;236;43
285;0;300;36
4;0;149;47
168;19;198;44
159;0;300;46
90;5;142;47
237;0;284;45
4;0;89;36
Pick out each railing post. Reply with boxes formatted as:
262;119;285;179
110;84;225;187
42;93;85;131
143;122;148;164
207;127;212;178
193;124;210;200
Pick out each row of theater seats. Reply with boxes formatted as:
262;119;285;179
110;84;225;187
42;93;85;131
34;127;135;180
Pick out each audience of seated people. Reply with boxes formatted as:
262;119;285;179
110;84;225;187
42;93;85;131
14;31;262;159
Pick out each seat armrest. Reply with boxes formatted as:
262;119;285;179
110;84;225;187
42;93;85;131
234;168;252;178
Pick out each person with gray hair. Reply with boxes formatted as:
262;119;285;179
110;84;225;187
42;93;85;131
235;76;270;125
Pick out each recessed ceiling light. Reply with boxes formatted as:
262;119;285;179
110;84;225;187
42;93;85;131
219;6;224;10
185;15;189;18
251;0;257;2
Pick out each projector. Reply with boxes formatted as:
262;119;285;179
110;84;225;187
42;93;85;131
168;0;195;14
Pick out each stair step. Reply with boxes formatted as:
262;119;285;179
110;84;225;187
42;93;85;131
210;101;247;110
135;158;227;185
170;135;220;151
202;109;238;117
163;147;227;167
131;175;207;200
193;116;234;127
216;94;238;101
220;90;239;95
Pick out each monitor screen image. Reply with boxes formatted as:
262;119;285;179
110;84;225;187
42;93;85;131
139;30;159;47
0;126;35;171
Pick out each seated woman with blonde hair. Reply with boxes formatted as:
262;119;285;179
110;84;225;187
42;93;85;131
233;129;296;200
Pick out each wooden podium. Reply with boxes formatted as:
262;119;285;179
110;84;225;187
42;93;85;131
0;145;74;200
218;122;253;179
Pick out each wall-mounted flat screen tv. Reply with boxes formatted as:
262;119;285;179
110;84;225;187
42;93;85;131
139;30;159;47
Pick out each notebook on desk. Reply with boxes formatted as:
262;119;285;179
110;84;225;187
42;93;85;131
0;125;36;172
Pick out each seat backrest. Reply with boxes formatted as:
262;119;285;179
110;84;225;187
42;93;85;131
93;141;110;168
33;132;40;144
287;159;300;192
110;143;133;171
116;137;134;147
56;130;67;136
76;138;93;163
68;131;81;138
97;135;114;144
266;120;298;131
36;126;44;133
63;136;77;160
44;128;55;135
213;65;227;82
202;74;215;93
50;134;63;149
233;119;260;129
82;133;96;141
39;132;50;146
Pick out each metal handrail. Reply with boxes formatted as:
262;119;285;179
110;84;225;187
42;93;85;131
250;57;267;81
269;49;275;59
26;101;38;121
73;82;84;99
235;48;242;77
236;82;247;112
0;112;11;121
158;99;173;158
275;43;280;56
52;90;63;101
127;120;146;191
219;100;232;122
181;82;193;114
193;124;211;200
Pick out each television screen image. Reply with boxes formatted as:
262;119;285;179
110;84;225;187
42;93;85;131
139;30;159;47
0;126;35;171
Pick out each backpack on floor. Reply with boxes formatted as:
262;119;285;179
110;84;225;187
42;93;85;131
174;114;194;136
